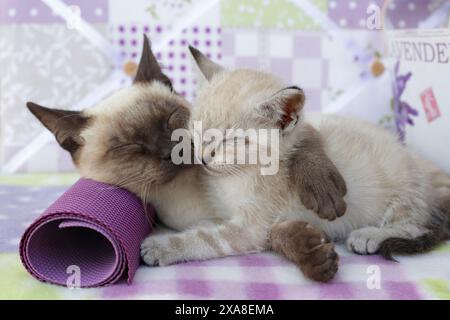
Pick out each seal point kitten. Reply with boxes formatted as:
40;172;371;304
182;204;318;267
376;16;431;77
189;47;450;276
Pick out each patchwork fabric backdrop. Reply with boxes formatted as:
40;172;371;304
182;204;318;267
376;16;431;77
0;0;444;172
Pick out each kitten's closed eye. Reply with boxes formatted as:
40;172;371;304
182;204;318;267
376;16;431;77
161;152;172;161
108;143;147;154
166;107;189;130
108;142;174;164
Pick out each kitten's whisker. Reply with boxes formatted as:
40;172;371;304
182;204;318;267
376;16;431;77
101;173;152;192
141;183;153;226
100;173;144;190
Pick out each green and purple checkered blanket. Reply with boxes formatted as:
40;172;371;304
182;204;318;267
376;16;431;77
1;174;449;299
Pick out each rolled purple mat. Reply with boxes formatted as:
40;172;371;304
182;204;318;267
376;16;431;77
20;178;153;288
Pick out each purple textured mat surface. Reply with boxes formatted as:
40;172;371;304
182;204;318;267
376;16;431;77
19;178;153;287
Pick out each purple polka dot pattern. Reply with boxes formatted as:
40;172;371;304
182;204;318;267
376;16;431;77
0;0;108;24
328;0;435;30
111;24;222;102
384;0;434;29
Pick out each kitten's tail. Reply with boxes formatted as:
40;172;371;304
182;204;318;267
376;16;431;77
378;194;450;261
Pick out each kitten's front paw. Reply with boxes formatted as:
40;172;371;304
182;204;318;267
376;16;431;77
270;221;339;282
299;169;347;221
140;235;182;266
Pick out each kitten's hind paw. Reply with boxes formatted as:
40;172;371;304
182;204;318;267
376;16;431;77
270;221;339;282
301;242;339;283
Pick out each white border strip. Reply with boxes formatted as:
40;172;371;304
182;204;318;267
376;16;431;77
288;0;368;56
322;78;374;114
42;0;120;66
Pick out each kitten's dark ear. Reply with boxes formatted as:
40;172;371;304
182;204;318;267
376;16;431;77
188;45;225;81
257;86;305;131
134;34;172;89
26;102;90;155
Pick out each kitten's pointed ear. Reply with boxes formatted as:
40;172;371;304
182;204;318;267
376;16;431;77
134;34;172;89
188;45;225;81
26;102;90;155
257;86;305;131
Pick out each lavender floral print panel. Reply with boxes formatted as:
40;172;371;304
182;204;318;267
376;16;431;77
0;24;111;172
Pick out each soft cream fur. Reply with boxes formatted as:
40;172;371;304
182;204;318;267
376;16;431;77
65;73;444;266
141;68;441;264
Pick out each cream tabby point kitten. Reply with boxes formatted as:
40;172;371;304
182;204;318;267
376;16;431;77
185;47;450;266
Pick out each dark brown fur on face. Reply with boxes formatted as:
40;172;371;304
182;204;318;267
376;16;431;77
270;220;339;282
288;124;347;221
95;94;191;188
95;34;191;189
